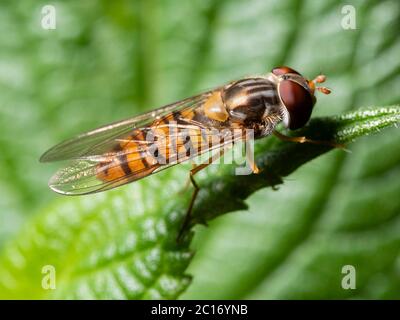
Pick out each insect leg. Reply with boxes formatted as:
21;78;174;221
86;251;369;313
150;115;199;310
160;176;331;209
179;161;197;195
177;163;209;242
246;150;260;174
177;150;226;242
273;130;346;150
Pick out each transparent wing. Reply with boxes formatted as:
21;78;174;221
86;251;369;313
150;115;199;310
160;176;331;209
48;128;243;195
40;90;215;163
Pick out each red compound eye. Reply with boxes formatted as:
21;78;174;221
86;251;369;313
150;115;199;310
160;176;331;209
279;79;315;130
271;66;300;76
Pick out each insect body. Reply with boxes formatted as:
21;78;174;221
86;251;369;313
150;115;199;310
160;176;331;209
41;66;330;235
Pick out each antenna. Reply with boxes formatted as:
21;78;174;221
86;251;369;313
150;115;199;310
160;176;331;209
309;74;331;95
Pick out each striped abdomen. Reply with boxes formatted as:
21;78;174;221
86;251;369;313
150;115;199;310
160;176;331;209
96;108;225;182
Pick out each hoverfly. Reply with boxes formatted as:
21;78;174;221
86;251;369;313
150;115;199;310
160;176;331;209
40;66;331;238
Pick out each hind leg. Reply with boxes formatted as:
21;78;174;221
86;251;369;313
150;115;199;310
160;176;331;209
177;163;212;242
177;150;226;241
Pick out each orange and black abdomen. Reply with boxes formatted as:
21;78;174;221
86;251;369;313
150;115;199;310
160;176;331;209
96;108;213;183
96;129;159;183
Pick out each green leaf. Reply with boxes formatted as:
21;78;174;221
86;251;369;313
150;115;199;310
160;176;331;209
183;117;400;299
1;0;400;299
0;106;398;299
0;172;193;299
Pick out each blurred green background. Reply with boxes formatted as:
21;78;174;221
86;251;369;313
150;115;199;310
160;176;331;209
0;0;400;299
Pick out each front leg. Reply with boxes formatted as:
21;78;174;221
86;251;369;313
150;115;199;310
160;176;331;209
273;130;346;149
